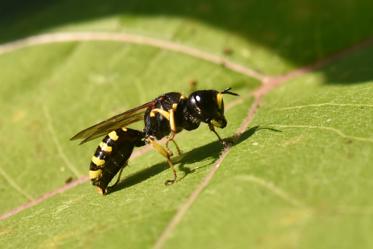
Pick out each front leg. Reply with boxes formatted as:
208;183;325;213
208;123;226;146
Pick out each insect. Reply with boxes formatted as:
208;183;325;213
71;88;238;194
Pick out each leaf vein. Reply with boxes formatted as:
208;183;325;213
0;32;265;82
152;95;261;249
236;175;307;208
42;105;81;177
0;165;33;201
272;124;373;143
276;103;373;111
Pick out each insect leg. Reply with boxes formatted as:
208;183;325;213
150;107;182;155
169;139;182;156
208;123;225;145
149;108;170;119
165;108;183;155
146;136;177;185
108;163;125;188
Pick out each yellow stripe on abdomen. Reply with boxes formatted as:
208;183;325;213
108;131;119;141
89;169;102;179
99;142;112;152
91;156;105;166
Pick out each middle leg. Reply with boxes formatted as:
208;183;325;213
150;106;183;156
146;136;178;185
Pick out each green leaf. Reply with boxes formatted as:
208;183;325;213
1;0;373;74
1;1;373;249
163;47;373;249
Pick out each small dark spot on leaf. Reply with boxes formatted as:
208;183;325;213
223;47;234;56
345;139;353;144
65;177;74;184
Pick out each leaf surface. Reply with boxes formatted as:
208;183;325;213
0;1;373;249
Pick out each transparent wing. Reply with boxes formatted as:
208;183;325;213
71;101;154;144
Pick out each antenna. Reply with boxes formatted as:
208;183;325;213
221;87;239;96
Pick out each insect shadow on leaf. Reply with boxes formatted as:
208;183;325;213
108;125;280;194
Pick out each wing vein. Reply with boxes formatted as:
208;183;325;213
71;101;154;144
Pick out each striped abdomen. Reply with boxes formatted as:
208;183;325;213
89;127;145;194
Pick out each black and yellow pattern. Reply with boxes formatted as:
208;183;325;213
89;128;145;194
71;88;238;194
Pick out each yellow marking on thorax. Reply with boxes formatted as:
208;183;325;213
121;127;127;132
169;109;176;132
92;156;105;166
99;142;112;152
150;108;170;120
108;131;119;141
172;103;178;110
89;169;102;179
216;93;223;110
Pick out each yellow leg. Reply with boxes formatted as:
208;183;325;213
170;138;182;156
166;109;183;156
150;108;170;119
151;107;182;156
146;137;177;185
